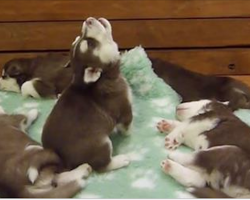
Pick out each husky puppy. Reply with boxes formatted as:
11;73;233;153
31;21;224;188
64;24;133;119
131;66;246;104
0;53;72;98
0;108;91;198
157;100;250;198
42;17;133;171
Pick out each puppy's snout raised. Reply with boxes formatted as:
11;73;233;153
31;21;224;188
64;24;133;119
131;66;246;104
86;17;95;26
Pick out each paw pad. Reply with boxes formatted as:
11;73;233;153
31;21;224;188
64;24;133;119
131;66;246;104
161;160;171;173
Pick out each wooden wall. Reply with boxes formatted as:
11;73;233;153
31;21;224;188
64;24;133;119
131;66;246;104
1;0;250;85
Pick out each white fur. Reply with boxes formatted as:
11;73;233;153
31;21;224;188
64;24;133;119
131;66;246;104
122;77;133;104
21;109;39;131
168;150;195;165
76;179;87;189
72;36;80;46
83;67;102;84
116;123;132;136
0;77;21;93
104;154;130;171
21;79;40;98
27;166;39;184
2;69;5;77
83;17;120;64
157;119;181;134
166;148;250;198
165;117;219;150
0;105;5;114
25;145;43;151
55;163;91;186
176;100;212;121
79;40;88;53
161;159;206;187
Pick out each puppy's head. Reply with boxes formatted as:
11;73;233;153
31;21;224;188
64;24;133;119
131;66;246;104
71;17;120;85
176;100;229;121
0;58;30;92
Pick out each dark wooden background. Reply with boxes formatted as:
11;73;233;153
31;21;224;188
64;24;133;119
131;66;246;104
0;0;250;85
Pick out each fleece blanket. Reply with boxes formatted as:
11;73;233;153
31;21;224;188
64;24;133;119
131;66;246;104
1;47;250;198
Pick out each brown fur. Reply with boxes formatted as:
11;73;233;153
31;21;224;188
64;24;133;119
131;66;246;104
191;145;250;198
190;187;231;198
192;101;250;154
42;26;132;170
151;58;250;110
0;112;83;198
176;102;250;197
2;53;72;98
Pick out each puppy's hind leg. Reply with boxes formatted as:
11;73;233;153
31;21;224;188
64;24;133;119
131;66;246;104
117;100;133;136
101;137;130;171
53;163;92;186
23;180;85;198
20;109;39;132
161;159;206;188
168;150;196;166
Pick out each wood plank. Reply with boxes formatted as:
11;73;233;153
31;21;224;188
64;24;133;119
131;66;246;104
1;0;250;22
1;19;250;51
1;49;250;76
148;49;250;75
229;76;250;87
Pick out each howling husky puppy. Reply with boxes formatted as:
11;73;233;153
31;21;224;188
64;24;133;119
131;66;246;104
0;108;91;198
157;100;250;198
42;17;133;171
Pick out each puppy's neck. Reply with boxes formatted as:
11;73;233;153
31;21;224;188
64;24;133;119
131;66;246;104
101;60;120;80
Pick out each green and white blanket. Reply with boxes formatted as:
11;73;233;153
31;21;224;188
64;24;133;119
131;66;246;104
1;47;250;198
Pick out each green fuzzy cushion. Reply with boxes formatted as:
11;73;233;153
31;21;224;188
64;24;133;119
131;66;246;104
121;46;181;102
4;47;250;198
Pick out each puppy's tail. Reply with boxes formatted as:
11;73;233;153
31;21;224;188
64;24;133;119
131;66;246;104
27;148;61;184
21;179;85;198
188;187;231;198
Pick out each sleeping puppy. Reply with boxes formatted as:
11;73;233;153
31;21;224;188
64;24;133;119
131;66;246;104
157;100;250;197
157;100;250;152
151;58;250;110
0;108;92;198
0;53;72;98
161;145;250;198
42;17;133;171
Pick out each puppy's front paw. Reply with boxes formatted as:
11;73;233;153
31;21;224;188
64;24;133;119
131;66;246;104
157;120;173;134
164;133;183;150
83;67;102;83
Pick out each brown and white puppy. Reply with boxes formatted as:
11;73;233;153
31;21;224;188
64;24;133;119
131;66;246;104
157;100;250;197
0;53;72;98
0;108;92;198
42;17;133;171
157;100;250;152
151;58;250;110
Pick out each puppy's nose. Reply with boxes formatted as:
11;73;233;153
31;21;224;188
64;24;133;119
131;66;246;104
86;17;95;26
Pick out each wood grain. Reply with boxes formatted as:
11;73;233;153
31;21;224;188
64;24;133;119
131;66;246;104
230;76;250;87
1;19;250;51
1;49;250;76
1;0;250;22
148;49;250;75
